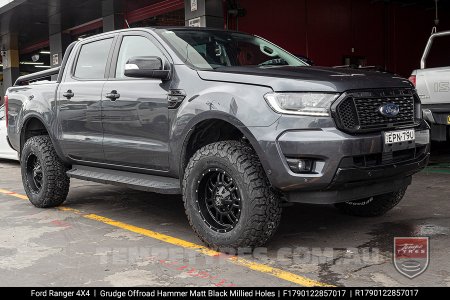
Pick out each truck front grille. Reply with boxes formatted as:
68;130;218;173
335;89;417;133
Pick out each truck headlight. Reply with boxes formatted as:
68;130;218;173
264;92;340;116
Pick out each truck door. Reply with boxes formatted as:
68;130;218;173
57;35;115;163
101;32;170;171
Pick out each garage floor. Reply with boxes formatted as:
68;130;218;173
1;145;449;287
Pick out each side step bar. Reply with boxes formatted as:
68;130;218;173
67;165;181;194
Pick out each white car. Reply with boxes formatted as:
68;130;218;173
0;105;19;161
410;30;450;142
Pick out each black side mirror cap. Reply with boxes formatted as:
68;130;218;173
124;56;171;80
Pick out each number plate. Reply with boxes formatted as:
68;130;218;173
384;129;415;145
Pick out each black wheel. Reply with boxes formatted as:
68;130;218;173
197;168;242;233
25;153;44;193
335;188;406;217
183;141;282;251
21;135;70;208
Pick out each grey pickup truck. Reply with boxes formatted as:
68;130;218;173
6;27;430;250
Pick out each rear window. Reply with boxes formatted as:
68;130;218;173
427;35;450;68
74;38;113;79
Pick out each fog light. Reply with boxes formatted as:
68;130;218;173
287;158;314;174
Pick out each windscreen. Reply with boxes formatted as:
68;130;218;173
157;29;307;70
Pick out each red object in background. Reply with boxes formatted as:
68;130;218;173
20;40;49;55
126;0;184;24
68;19;103;37
4;96;8;127
394;237;428;259
408;75;416;86
235;0;450;77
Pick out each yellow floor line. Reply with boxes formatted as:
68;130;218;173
58;206;83;214
0;188;334;287
84;214;220;257
0;188;29;200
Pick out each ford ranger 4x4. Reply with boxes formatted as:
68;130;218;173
6;27;430;250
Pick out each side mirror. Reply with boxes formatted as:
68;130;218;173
124;56;170;80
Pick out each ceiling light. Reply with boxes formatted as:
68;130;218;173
20;62;44;65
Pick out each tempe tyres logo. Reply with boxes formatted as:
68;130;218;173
394;237;429;279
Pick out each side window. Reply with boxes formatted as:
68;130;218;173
115;35;165;79
74;38;113;80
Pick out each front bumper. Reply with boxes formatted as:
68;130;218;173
422;103;450;125
254;119;430;204
286;155;428;204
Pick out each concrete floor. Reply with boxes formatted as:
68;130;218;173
0;144;449;287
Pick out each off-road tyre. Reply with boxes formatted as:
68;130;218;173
21;135;70;208
183;141;282;251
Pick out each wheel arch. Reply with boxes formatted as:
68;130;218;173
19;114;67;164
178;112;269;180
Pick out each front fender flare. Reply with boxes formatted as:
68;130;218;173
172;110;274;179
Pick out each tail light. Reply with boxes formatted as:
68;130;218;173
4;95;8;126
408;75;416;87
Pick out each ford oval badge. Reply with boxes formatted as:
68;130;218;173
379;103;400;118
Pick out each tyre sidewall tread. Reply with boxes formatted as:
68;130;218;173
335;188;407;217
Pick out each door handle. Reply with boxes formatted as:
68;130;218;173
63;90;74;99
106;90;120;101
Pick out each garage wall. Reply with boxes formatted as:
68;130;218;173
235;0;450;77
